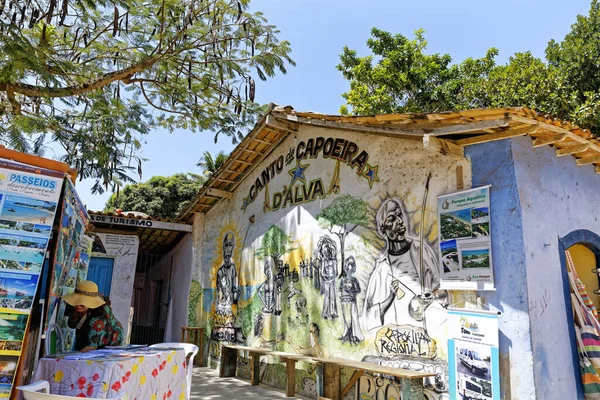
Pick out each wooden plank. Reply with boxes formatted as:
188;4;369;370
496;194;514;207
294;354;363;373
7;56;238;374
423;136;465;158
532;133;568;147
456;165;464;190
206;188;233;199
252;137;275;145
242;148;261;155
576;155;600;166
323;363;341;400
233;159;254;165
556;143;590;157
214;177;236;184
595;165;600;174
341;370;364;398
250;354;260;386
286;359;296;397
219;345;237;378
454;124;538;147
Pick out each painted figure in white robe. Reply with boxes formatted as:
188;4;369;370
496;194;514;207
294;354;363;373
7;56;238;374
339;256;364;344
318;236;338;320
361;199;443;331
258;260;275;313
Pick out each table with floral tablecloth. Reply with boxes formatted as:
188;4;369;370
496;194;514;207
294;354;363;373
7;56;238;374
33;347;188;399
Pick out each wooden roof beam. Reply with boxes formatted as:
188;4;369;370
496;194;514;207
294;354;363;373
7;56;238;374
273;113;512;137
214;177;236;183
242;148;260;155
556;144;590;157
252;138;275;145
576;155;600;166
454;124;539;147
532;133;567;147
423;136;464;158
206;188;233;199
233;159;254;166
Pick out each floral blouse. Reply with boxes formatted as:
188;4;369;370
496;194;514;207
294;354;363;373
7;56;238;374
67;304;124;351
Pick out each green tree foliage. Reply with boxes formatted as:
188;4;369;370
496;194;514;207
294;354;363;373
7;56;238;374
337;1;600;133
255;225;294;266
0;0;294;193
316;194;368;277
104;173;204;218
197;150;229;177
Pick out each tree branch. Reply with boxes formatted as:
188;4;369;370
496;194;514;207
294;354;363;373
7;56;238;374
139;82;189;117
6;91;21;115
0;56;160;98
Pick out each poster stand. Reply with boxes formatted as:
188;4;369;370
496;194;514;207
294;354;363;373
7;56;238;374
447;306;501;400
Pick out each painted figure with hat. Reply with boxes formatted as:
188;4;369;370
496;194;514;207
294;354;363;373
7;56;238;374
62;280;124;352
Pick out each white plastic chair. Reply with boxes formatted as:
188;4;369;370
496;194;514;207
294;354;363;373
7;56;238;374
18;380;126;399
149;342;198;399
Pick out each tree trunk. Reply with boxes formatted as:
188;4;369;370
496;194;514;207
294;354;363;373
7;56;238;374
339;232;345;278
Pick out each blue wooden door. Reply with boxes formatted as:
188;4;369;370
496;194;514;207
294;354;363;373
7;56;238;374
87;257;115;297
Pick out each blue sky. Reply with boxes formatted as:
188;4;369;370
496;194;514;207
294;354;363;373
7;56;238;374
77;0;591;211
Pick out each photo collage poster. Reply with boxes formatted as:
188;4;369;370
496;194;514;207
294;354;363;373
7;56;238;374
447;308;500;400
0;160;63;398
437;186;495;290
46;179;91;352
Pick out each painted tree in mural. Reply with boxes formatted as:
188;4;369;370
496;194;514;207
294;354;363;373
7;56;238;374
0;0;294;193
255;225;294;267
316;195;368;277
338;0;600;133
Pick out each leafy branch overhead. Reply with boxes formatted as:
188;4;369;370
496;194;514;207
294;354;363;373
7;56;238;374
338;1;600;134
0;0;294;192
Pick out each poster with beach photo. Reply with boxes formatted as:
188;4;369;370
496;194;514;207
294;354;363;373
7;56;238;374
438;186;494;290
0;160;64;398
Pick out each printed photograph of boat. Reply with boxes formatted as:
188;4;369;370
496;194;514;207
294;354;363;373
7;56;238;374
0;272;38;300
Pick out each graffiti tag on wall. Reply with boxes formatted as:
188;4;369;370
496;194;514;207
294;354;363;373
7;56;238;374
375;325;437;358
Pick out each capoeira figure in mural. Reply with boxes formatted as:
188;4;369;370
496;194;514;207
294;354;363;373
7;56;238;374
361;199;445;331
317;236;338;320
339;256;364;344
274;271;284;316
258;260;275;313
312;249;321;291
216;232;239;318
286;275;302;307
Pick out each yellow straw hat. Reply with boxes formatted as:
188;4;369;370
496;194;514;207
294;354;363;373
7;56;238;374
62;280;106;309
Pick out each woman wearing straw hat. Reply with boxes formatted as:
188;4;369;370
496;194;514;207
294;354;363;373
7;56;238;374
62;280;124;352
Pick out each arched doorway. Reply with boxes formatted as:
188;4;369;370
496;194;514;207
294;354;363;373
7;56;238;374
559;229;600;399
569;244;600;309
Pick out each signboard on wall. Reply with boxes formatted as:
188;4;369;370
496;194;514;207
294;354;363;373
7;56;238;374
448;308;500;400
437;186;494;290
0;160;62;398
47;179;92;352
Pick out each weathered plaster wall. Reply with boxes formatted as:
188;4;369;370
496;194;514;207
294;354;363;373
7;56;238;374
92;233;139;341
194;124;472;398
164;233;193;341
510;135;599;400
466;140;536;400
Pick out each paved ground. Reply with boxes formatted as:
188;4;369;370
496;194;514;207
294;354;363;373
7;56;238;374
189;367;310;399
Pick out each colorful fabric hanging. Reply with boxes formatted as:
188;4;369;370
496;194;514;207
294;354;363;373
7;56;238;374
566;250;599;319
567;248;600;399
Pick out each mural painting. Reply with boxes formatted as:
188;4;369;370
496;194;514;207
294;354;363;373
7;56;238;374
197;132;465;399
